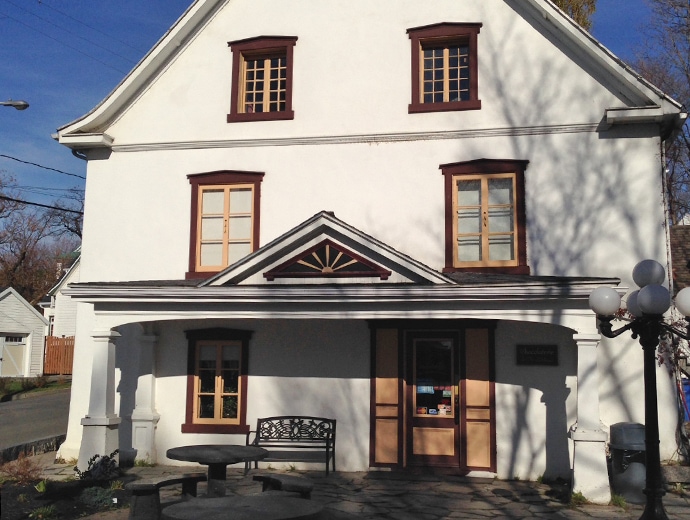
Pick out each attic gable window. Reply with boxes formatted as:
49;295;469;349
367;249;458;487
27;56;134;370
227;36;297;123
408;23;482;114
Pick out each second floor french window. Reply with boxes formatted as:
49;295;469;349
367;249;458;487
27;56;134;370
187;171;264;279
441;159;529;274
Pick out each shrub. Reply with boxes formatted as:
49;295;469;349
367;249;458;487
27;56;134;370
0;377;7;393
74;450;120;482
570;491;589;507
33;375;48;389
0;454;43;484
79;486;115;508
28;505;58;519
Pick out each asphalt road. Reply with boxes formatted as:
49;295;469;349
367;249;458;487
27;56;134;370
0;389;70;450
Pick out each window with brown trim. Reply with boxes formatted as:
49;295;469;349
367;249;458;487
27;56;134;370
408;23;481;114
441;159;529;274
182;328;252;434
227;36;297;123
187;171;263;279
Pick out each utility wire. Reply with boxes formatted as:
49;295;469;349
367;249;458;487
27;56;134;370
4;0;138;65
37;0;148;55
0;9;128;75
0;195;83;215
0;154;86;180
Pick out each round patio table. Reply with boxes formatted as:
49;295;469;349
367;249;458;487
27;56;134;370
161;495;323;520
166;445;267;497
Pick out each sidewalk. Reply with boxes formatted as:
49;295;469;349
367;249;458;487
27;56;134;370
29;452;690;519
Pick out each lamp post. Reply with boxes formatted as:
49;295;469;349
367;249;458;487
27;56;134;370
0;99;29;110
589;260;690;520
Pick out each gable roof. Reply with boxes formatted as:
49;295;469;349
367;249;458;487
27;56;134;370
0;287;49;325
202;211;454;286
56;0;685;148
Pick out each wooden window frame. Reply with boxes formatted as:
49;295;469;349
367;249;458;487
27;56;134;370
227;36;297;123
182;328;252;434
187;171;264;280
441;159;529;274
408;23;482;114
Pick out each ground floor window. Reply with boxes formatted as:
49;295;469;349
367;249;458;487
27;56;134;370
182;328;252;434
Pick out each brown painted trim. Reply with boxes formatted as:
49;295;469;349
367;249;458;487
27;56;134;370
264;238;392;280
186;170;264;279
368;326;377;469
181;328;253;434
407;23;482;114
488;327;497;473
227;36;297;123
440;159;529;274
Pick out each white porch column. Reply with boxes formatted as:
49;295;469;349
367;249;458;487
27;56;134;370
130;329;160;464
78;330;121;471
569;333;611;504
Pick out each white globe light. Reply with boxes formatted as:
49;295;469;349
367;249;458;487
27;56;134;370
632;259;666;288
637;284;671;315
626;290;643;318
589;287;621;316
675;287;690;317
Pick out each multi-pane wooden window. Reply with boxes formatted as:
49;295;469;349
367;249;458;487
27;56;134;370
228;36;297;123
423;43;470;104
183;328;252;434
194;340;242;424
408;23;481;113
197;185;254;271
187;171;263;279
242;54;288;114
454;174;516;266
441;160;529;274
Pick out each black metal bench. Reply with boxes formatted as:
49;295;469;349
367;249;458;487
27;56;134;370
245;416;336;475
126;472;206;520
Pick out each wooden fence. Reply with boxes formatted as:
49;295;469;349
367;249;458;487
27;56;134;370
44;336;75;375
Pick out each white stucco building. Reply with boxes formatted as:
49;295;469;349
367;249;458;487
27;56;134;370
54;0;686;503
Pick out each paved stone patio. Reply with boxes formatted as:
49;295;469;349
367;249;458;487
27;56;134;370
30;452;690;519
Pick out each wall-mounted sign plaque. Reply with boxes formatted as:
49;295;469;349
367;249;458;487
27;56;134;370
516;344;558;366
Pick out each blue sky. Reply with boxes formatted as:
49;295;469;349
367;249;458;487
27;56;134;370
0;0;651;209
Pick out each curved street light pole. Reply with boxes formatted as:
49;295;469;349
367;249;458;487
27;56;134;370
0;100;29;110
590;260;690;520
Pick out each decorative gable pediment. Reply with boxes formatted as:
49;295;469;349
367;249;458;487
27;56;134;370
264;239;391;281
201;211;452;287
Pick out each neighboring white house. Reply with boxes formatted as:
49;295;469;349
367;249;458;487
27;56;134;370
41;255;81;339
0;287;48;377
54;0;686;503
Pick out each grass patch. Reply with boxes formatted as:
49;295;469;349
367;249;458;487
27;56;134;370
0;377;71;400
569;491;589;507
610;494;627;508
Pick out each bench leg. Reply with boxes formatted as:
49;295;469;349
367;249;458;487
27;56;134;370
129;490;161;520
181;480;199;498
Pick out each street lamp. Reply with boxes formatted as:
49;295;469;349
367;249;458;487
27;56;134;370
589;259;690;520
0;99;29;110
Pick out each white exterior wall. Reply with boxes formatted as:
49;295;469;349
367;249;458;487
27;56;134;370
52;262;80;338
58;0;680;480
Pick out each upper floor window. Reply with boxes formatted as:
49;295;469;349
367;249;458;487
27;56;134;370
408;23;482;114
227;36;297;123
441;159;529;274
187;171;264;279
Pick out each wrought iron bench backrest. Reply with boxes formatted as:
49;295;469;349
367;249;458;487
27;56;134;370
256;416;336;443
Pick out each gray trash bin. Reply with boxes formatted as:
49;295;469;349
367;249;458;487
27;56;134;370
609;422;646;504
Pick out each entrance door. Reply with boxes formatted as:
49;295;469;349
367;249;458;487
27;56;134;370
406;333;460;467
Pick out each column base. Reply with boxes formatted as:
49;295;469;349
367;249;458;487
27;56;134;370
78;416;121;473
131;411;160;464
569;425;611;505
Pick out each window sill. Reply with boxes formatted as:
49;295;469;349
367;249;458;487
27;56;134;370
409;100;481;114
181;423;250;435
227;110;294;123
185;271;220;280
443;265;531;275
